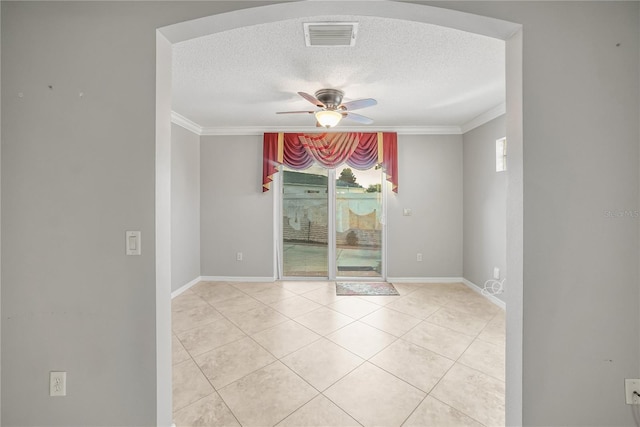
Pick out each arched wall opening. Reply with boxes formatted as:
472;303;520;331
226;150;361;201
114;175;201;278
155;2;523;425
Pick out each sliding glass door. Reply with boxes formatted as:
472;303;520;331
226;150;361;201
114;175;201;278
335;165;383;278
282;165;329;277
281;164;384;279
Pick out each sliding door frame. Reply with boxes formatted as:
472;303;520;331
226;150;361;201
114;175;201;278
327;168;337;279
277;164;387;281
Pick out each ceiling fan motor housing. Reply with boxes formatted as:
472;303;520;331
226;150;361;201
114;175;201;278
315;88;344;110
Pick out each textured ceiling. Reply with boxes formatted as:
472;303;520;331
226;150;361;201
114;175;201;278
172;15;505;132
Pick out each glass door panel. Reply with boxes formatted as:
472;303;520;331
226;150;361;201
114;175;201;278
282;165;329;277
335;166;383;278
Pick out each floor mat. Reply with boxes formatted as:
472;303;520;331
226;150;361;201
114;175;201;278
336;282;400;296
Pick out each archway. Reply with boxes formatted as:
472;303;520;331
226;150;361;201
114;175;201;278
156;2;523;425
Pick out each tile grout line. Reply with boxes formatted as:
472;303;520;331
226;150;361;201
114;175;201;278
270;392;321;427
429;394;489;427
268;329;369;427
181;281;342;425
318;391;366;427
378;292;504;425
172;280;504;426
326;281;500;425
172;281;283;424
179;283;281;422
417;322;493;426
172;334;241;424
276;288;400;424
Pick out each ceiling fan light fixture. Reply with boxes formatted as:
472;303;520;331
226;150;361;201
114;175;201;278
315;110;342;128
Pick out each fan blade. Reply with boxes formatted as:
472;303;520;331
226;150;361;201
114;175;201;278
298;92;325;108
276;111;315;114
342;111;374;124
339;98;377;111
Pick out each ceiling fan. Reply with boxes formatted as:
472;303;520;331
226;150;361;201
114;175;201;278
276;89;377;128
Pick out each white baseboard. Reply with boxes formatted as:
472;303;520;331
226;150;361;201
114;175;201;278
462;278;506;310
386;277;465;283
172;275;504;309
171;276;278;299
385;276;506;310
171;276;203;299
200;276;276;283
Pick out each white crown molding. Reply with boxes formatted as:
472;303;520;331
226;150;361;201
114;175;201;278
198;125;463;136
171;111;203;135
171;103;508;137
397;126;462;135
460;102;506;134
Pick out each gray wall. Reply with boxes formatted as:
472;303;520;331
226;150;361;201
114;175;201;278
0;1;3;418
1;1;638;427
0;2;254;426
199;134;463;280
463;115;507;301
387;134;463;278
436;2;638;426
200;135;274;278
171;123;200;292
1;3;156;425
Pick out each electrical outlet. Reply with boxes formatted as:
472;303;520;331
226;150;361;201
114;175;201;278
625;379;640;404
50;371;67;397
493;267;500;279
416;253;423;262
236;252;243;261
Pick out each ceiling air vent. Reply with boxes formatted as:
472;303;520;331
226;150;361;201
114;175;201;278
303;22;358;47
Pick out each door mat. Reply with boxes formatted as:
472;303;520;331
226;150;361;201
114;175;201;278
336;282;400;296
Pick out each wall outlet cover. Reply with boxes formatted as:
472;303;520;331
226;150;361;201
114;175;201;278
625;379;640;404
50;371;67;397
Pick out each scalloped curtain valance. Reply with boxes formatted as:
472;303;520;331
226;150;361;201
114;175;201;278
262;132;398;193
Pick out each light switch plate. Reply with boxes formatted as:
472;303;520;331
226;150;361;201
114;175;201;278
126;231;141;255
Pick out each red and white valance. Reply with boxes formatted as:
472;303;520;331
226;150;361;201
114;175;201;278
263;132;398;193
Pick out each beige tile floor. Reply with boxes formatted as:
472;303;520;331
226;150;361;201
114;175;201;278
172;281;505;427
